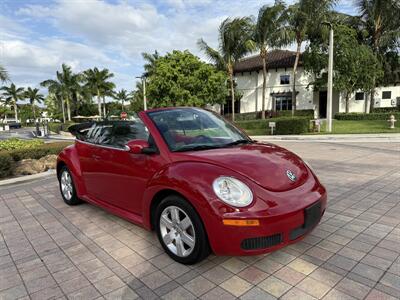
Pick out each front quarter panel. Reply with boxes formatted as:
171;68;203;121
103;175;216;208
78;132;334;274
57;143;86;196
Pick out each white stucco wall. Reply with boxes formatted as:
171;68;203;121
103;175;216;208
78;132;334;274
235;66;314;113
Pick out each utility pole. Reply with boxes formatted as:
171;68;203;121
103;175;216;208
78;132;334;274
136;76;147;111
323;21;334;133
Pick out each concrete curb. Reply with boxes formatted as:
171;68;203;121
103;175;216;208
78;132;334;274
0;169;56;187
251;133;400;141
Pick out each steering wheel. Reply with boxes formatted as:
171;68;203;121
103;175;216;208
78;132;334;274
193;135;213;144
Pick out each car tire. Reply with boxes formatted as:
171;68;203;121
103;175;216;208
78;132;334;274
155;195;210;264
58;166;82;205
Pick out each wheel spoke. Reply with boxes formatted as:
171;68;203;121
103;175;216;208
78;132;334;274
175;236;185;257
181;231;195;248
163;231;174;245
160;214;173;229
179;217;191;230
170;207;180;223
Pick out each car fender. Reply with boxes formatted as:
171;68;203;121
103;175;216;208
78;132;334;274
57;144;86;196
141;161;252;250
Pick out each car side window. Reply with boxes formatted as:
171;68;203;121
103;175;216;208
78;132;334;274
110;121;150;149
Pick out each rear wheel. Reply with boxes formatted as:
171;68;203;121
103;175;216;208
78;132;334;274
58;166;82;205
155;195;210;264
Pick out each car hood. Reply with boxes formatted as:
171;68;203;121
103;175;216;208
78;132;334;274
172;142;310;192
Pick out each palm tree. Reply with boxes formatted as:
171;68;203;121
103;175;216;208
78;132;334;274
254;1;289;118
0;65;10;83
286;0;336;116
0;83;24;121
41;64;76;122
114;89;131;110
356;0;400;111
25;87;44;120
41;78;66;123
83;68;115;118
198;17;254;121
142;51;160;77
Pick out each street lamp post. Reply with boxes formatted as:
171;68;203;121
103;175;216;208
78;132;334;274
136;76;147;111
323;21;334;133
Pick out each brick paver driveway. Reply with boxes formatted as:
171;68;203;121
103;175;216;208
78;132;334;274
1;141;399;300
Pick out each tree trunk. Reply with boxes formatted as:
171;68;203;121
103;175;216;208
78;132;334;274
60;96;66;123
97;90;102;117
32;102;36;120
292;41;301;117
345;92;350;113
364;92;370;113
229;68;235;122
369;88;375;113
66;98;71;121
261;51;267;119
121;100;124;111
103;96;106;117
13;98;18;122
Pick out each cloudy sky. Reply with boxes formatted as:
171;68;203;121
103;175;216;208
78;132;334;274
0;0;357;93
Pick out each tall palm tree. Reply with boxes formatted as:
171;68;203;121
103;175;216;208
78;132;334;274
41;78;65;123
0;65;10;83
0;83;24;121
41;64;75;122
356;0;400;111
114;89;131;110
254;1;289;118
142;51;160;77
83;68;115;118
198;17;254;121
25;87;44;120
286;0;336;116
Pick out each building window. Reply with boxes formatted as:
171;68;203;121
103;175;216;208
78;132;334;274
355;92;364;101
280;75;290;85
275;96;292;111
382;91;391;99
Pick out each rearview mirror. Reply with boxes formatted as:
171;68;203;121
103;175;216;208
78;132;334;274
126;139;157;154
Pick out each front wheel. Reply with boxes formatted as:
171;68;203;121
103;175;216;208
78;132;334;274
155;195;210;264
58;166;82;205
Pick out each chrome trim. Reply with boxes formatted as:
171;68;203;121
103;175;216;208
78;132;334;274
76;139;130;152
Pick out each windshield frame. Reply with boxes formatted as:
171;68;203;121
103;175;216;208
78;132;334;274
146;108;251;152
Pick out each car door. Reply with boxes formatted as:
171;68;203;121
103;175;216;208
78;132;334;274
90;120;164;215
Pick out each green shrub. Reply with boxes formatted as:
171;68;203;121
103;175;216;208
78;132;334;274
371;107;399;113
8;142;73;161
233;109;314;121
334;112;400;120
0;152;13;178
0;138;44;151
236;117;310;135
48;121;76;133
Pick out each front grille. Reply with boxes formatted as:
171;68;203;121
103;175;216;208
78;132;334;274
241;234;282;250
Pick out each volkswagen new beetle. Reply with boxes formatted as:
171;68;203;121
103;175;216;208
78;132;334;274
57;107;326;264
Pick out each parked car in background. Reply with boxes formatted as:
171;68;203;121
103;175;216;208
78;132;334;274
57;107;327;264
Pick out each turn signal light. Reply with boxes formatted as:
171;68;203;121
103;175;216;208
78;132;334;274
223;219;260;226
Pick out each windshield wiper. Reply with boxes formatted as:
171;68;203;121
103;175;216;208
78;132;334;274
173;144;224;152
224;139;253;146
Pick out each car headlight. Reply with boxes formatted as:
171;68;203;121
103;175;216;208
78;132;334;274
212;176;253;207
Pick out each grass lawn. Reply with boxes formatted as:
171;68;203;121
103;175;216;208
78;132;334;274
311;119;400;134
244;119;400;136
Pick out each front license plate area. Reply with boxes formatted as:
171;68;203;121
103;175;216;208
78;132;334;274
304;201;322;229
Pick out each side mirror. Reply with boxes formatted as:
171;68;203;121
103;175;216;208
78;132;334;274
126;139;157;154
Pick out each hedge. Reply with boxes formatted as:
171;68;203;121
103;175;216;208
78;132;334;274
334;112;400;120
0;141;73;178
236;117;310;135
48;121;76;134
0;138;44;151
371;107;400;113
232;109;314;121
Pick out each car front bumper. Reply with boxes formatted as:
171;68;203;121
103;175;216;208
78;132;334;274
204;179;327;256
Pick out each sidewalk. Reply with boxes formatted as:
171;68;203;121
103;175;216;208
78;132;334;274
252;133;400;143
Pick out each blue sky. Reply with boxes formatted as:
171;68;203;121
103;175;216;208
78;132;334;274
0;0;357;94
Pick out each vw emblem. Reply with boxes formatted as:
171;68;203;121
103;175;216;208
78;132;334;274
286;170;297;182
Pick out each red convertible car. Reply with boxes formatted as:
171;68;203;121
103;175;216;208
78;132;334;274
57;107;326;264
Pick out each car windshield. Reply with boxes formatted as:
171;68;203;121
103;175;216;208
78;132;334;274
147;108;252;152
